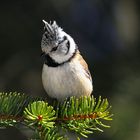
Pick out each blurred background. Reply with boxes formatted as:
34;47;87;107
0;0;140;139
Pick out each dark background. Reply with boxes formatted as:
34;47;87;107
0;0;140;140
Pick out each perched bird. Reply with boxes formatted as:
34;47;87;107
41;20;93;101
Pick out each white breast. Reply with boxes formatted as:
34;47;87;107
42;60;93;101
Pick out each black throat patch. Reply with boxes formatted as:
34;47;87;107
44;54;61;67
41;48;77;67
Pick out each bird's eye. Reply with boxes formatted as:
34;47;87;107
58;36;67;45
51;47;58;52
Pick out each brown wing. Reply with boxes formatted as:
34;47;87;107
75;51;92;82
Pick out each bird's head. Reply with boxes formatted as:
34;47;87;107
41;20;77;64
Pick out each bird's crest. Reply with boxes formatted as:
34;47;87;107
42;20;61;42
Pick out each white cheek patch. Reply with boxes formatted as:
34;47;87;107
60;46;68;54
50;32;76;64
58;40;69;54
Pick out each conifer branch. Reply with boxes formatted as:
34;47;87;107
0;92;113;140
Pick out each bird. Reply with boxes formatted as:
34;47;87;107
41;20;93;101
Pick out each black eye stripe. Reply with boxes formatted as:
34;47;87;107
65;41;70;55
58;36;67;45
67;40;70;47
51;47;58;52
50;36;69;53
